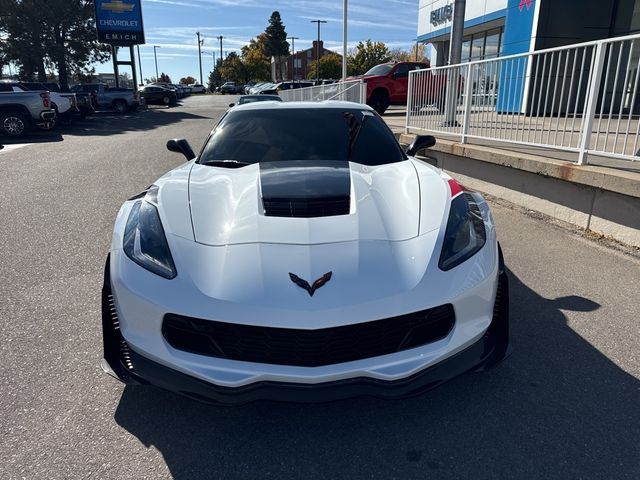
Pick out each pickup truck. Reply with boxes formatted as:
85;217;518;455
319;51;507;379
346;61;438;115
70;84;139;113
0;91;56;137
0;81;77;126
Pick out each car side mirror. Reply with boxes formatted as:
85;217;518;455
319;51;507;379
406;135;436;156
166;138;195;161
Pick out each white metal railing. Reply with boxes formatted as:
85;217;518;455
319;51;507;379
279;79;366;104
407;33;640;164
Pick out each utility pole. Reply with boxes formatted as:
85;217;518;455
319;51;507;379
197;32;204;85
288;36;299;80
444;0;466;126
342;0;348;80
310;20;327;82
153;45;160;80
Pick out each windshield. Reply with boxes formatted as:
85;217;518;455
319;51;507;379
364;64;394;76
199;107;406;166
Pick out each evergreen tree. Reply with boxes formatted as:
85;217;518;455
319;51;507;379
263;11;289;80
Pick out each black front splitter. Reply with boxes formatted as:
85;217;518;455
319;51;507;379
101;249;510;406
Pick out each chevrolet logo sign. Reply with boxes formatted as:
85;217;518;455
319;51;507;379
102;1;135;14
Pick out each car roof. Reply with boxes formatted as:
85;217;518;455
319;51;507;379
230;100;375;112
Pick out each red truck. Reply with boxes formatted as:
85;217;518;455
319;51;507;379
346;61;457;115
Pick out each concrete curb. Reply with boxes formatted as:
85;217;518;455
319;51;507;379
397;133;640;248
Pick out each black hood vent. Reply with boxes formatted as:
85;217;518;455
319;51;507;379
260;160;351;218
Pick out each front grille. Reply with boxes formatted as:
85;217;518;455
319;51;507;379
162;305;455;367
263;196;350;218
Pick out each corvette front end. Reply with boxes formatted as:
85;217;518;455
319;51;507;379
101;102;510;404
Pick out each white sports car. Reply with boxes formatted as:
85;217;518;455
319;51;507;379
102;101;509;404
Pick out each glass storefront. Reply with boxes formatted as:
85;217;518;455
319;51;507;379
439;27;504;64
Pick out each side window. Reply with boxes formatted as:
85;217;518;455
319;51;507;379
394;64;409;78
0;84;12;92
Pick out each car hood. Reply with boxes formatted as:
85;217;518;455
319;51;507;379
186;160;447;246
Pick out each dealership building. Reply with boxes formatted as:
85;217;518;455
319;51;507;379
417;0;640;66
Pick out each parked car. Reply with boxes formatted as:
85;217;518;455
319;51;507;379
0;81;77;126
139;85;177;106
247;82;267;94
101;101;509;404
0;90;56;137
345;61;431;115
70;84;139;114
229;94;282;107
189;84;206;94
220;82;238;94
39;82;95;119
252;83;276;95
275;81;313;93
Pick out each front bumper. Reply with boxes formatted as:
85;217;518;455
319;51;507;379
101;249;510;405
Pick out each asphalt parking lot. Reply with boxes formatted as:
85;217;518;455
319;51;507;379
1;94;639;480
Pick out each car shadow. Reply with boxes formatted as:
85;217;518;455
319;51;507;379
113;269;639;479
63;109;210;137
1;130;64;145
0;108;210;145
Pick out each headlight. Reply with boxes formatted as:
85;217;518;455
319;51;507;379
439;188;486;271
123;186;177;279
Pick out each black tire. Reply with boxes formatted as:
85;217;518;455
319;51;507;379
368;90;389;115
113;100;128;114
1;111;29;137
162;96;171;105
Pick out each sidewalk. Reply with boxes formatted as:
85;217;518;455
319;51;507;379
383;107;640;248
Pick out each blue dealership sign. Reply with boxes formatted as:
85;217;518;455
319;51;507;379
95;0;145;45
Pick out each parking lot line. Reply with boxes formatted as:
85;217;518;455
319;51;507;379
0;144;30;153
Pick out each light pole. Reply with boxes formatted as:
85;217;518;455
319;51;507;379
197;32;204;85
216;36;224;66
288;36;299;80
153;45;160;80
342;0;348;80
310;20;327;82
444;0;466;126
136;45;143;85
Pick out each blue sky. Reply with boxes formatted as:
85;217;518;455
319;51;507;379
99;0;420;82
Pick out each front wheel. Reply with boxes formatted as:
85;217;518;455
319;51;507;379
113;100;128;114
162;96;171;105
1;112;29;137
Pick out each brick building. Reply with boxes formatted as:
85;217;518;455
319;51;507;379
271;41;341;81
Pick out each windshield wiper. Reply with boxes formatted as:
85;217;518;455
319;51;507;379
200;159;251;168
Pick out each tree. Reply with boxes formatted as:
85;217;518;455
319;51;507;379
263;11;289;80
241;35;271;82
158;72;172;83
180;76;197;85
390;44;430;64
219;52;246;84
347;40;391;76
208;59;223;92
307;53;342;80
1;0;110;88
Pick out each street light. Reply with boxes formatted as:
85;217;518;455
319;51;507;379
288;36;299;80
153;45;161;80
310;20;327;82
197;32;204;85
216;36;224;66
